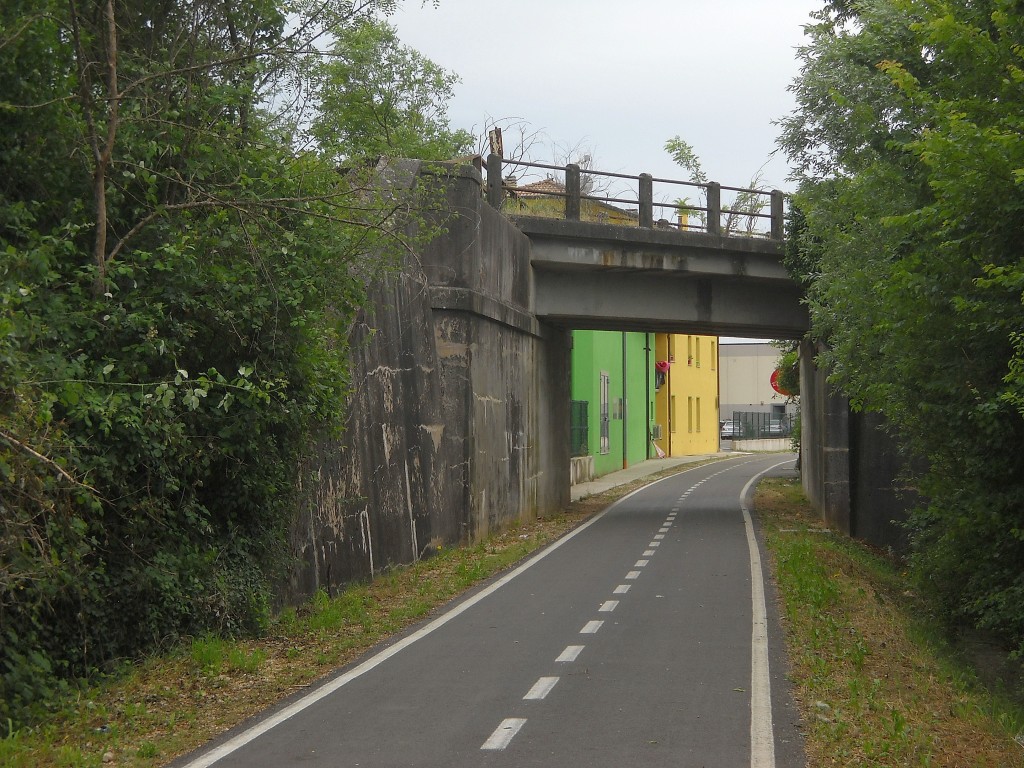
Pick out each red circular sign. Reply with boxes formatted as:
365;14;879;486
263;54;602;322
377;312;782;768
770;369;793;397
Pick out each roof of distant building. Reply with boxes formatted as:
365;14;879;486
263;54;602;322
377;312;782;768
513;177;567;197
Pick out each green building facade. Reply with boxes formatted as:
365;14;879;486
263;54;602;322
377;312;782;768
570;330;656;477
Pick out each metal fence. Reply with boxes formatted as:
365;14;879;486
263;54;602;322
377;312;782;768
722;411;794;440
570;400;589;457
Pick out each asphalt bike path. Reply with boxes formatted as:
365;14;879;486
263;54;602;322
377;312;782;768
174;453;805;767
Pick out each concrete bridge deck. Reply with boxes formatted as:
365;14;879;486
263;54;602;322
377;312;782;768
515;215;807;339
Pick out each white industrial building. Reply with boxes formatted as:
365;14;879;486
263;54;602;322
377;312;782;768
718;341;798;424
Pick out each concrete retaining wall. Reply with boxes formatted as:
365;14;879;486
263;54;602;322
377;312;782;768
799;339;912;552
570;456;595;485
280;161;570;604
731;438;792;452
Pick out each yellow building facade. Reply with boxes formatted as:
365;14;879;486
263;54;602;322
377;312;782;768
652;333;719;456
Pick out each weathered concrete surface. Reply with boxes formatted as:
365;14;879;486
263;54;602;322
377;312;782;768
569;455;595;485
518;217;807;339
799;339;913;552
849;410;915;552
281;162;570;603
730;437;792;452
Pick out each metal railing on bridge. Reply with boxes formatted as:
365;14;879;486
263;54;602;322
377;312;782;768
482;154;785;241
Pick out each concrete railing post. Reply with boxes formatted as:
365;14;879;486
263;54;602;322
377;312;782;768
486;153;503;209
565;163;581;221
706;182;721;236
771;189;785;241
639;173;654;228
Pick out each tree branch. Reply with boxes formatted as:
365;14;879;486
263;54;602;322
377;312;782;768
0;429;98;495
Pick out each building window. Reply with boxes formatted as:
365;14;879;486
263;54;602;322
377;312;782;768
687;396;694;433
599;372;610;454
711;341;716;370
696;338;701;367
668;335;676;363
687;335;693;365
696;397;702;432
670;395;677;433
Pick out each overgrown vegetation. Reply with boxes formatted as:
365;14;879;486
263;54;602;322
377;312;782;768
778;0;1024;652
0;0;470;734
758;476;1024;766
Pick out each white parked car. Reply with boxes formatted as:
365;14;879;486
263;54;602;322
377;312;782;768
720;420;742;439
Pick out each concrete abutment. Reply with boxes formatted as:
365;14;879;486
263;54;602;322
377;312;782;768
280;161;569;605
798;339;913;552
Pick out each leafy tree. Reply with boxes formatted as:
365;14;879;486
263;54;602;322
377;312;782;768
1;0;464;730
309;17;472;163
779;0;1024;650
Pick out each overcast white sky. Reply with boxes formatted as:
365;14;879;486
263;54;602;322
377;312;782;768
390;0;822;195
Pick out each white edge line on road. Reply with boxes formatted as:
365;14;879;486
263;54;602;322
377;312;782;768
481;718;527;750
523;676;559;700
178;464;716;767
741;458;795;768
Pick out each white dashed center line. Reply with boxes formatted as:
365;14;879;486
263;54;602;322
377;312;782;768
524;676;559;700
580;620;604;634
613;584;631;594
481;718;527;750
556;645;585;662
599;600;619;612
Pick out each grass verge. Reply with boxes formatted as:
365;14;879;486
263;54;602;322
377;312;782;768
756;474;1024;766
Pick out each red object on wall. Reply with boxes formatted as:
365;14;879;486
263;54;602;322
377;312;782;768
655;360;671;373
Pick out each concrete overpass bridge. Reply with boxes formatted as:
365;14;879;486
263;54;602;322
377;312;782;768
482;154;807;340
287;158;886;605
520;216;805;338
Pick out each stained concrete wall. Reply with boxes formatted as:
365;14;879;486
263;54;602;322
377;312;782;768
799;339;912;552
280;161;570;604
849;411;914;551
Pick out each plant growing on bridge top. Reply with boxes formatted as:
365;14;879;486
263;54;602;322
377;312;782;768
664;135;770;235
779;0;1024;653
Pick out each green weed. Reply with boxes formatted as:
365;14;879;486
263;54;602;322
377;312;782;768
226;648;266;675
189;636;228;675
